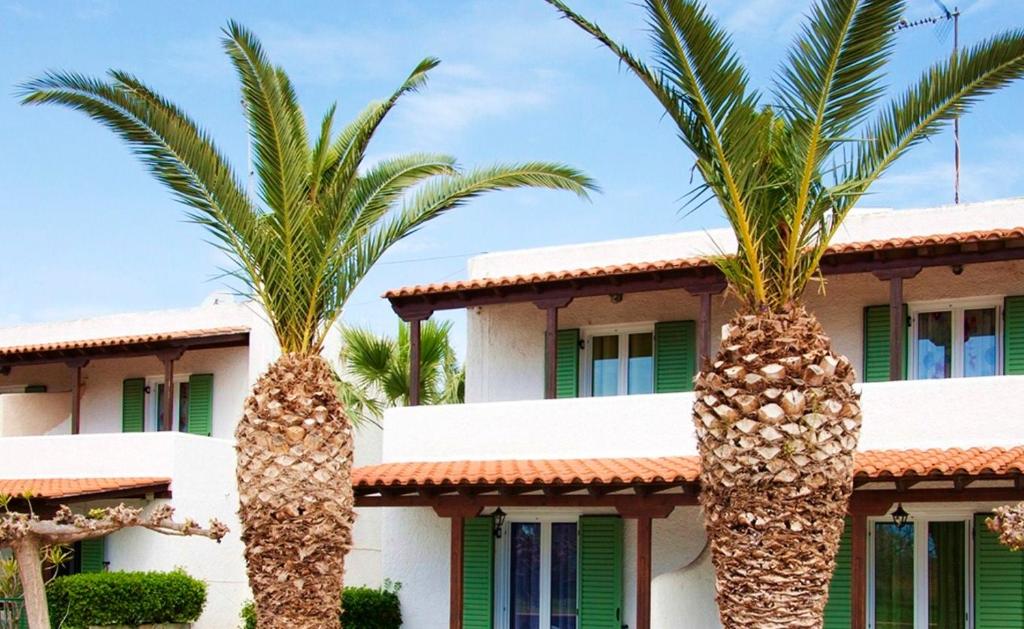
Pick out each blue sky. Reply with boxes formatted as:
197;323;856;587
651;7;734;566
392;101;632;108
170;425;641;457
2;0;1022;356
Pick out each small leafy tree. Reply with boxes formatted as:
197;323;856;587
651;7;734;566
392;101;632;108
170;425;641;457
988;502;1024;551
0;497;226;629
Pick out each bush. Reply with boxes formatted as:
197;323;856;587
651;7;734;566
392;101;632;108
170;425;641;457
47;569;206;628
240;580;401;629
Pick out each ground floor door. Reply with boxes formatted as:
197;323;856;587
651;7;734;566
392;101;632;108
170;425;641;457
498;520;579;629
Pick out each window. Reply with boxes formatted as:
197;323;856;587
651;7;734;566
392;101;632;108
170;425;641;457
146;377;190;432
584;326;654;397
498;519;578;629
869;516;970;629
911;300;1001;380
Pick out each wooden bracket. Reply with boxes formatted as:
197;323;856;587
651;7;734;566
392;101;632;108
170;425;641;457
433;503;484;519
616;504;675;519
872;266;922;281
533;297;573;310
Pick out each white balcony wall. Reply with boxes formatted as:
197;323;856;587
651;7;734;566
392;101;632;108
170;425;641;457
385;376;1024;463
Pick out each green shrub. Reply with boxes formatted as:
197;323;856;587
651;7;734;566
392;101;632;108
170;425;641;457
240;580;401;629
47;569;206;628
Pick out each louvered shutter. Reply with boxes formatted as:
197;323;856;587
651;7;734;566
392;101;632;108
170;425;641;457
121;378;145;432
187;373;214;436
78;537;106;573
544;329;580;398
1004;296;1024;375
578;515;623;629
863;305;908;382
23;385;46;393
654;320;696;393
974;513;1024;627
463;516;494;629
823;519;852;627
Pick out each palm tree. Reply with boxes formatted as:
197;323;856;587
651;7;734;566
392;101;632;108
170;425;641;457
337;319;465;426
20;23;593;629
545;0;1024;625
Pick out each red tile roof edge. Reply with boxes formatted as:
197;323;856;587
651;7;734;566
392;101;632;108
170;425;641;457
0;326;250;356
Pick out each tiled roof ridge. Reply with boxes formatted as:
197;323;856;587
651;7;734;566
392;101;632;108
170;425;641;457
0;325;250;356
384;225;1024;298
354;446;1024;488
0;477;171;499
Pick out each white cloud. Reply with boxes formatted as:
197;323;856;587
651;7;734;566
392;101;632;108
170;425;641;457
397;82;548;144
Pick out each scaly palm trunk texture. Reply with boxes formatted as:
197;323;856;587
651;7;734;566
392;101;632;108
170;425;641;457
236;354;354;628
693;304;861;628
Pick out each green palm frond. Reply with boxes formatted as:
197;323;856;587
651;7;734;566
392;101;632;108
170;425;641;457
20;24;596;355
549;0;1024;310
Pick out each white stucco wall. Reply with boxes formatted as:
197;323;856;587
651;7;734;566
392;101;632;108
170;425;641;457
0;392;70;436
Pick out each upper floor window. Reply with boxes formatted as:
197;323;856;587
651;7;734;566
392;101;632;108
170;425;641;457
585;326;654;397
146;376;190;432
910;299;1001;379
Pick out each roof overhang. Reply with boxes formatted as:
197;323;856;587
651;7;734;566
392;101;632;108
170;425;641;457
0;477;171;507
353;447;1024;516
386;227;1024;318
0;327;250;368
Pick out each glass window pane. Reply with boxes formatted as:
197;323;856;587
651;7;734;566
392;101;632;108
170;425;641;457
963;308;997;378
627;333;654;395
510;523;541;629
917;311;952;379
875;522;915;629
550;523;578;629
928;521;965;629
178;382;190;433
591;336;619;397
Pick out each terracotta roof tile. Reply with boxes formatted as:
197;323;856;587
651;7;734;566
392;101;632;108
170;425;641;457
0;326;250;357
0;477;171;500
354;446;1024;490
384;227;1024;298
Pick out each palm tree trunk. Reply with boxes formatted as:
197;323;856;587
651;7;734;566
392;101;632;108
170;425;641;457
236;354;354;629
693;303;861;628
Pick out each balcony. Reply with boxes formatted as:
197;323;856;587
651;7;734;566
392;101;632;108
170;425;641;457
382;375;1024;463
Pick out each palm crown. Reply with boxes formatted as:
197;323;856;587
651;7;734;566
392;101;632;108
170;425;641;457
548;0;1024;310
20;22;594;354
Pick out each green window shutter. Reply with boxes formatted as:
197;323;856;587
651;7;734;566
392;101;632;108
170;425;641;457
545;329;580;398
1004;296;1024;375
78;537;106;574
578;515;623;629
463;516;494;629
23;385;46;393
974;513;1024;627
654;320;696;393
823;518;852;628
863;305;908;382
187;373;214;436
121;378;145;433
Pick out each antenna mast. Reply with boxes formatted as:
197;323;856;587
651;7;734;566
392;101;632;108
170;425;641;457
895;2;961;204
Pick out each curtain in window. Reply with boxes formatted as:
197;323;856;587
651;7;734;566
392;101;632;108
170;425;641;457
510;523;541;629
875;522;915;628
928;522;965;629
550;523;577;629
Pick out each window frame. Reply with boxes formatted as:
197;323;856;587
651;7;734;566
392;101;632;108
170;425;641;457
494;513;582;629
580;322;656;398
144;373;192;432
908;297;1003;380
866;510;975;629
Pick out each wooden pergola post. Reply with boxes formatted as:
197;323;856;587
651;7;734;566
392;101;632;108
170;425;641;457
393;309;433;407
851;514;868;629
686;284;726;368
534;297;573;399
434;504;482;629
873;267;920;380
65;359;89;435
617;505;674;629
156;349;185;431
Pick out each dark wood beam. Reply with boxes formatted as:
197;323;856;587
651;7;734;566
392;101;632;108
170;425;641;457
156;349;184;433
686;284;726;367
851;515;867;629
636;517;653;629
849;485;1023;514
874;267;920;380
65;358;89;435
409;317;423;406
449;516;464;629
360;491;698;510
536;297;572;399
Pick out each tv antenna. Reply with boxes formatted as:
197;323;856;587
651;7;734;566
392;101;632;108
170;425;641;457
895;1;961;204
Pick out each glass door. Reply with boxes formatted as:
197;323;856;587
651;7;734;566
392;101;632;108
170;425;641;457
870;518;969;629
502;520;578;629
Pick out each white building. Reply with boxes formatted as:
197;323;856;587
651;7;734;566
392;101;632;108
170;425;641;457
355;199;1024;629
0;295;382;628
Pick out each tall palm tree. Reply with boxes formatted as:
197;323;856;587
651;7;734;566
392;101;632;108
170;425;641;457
338;319;465;426
20;23;593;628
546;0;1024;625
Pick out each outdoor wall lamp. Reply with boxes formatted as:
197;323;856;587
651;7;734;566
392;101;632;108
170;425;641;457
891;503;911;529
491;508;506;538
